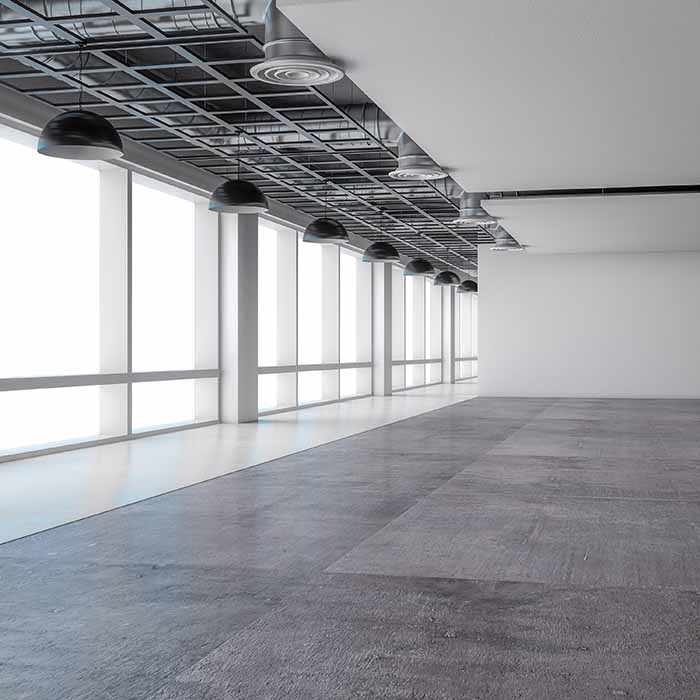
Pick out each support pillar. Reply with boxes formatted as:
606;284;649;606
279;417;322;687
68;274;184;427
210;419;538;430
99;166;129;436
220;213;258;422
442;285;456;384
372;262;393;395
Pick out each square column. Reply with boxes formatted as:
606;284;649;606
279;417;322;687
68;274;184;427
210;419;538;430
442;285;456;384
220;213;258;423
99;166;129;436
372;262;393;395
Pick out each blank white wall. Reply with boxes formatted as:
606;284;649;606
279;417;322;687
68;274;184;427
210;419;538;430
479;247;700;398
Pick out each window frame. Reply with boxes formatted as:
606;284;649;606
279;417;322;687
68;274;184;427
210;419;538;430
0;145;220;462
390;264;444;393
257;217;373;416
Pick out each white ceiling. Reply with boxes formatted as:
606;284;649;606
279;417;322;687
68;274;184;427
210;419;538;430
281;0;700;193
484;194;700;254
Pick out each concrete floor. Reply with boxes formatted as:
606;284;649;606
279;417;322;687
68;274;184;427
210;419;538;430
2;397;700;699
0;383;476;544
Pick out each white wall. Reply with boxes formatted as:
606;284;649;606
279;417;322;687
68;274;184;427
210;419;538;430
479;246;700;398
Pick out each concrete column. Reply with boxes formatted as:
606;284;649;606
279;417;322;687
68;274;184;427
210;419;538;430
372;262;393;395
442;286;456;384
220;213;258;423
99;166;129;436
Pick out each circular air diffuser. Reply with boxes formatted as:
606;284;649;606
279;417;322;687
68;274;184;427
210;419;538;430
250;3;345;87
389;163;447;181
251;54;344;87
389;133;447;180
452;192;497;225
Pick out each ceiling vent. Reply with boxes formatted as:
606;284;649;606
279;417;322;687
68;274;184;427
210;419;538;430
452;192;497;225
490;226;524;252
250;1;344;86
389;133;447;181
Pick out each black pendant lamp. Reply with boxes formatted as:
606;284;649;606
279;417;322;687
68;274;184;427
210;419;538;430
457;279;478;294
303;181;349;243
209;179;268;214
434;270;461;286
404;258;435;276
363;241;400;262
303;217;348;242
38;46;123;161
209;129;268;214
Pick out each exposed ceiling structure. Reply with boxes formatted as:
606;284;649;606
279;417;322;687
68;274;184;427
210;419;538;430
485;194;700;254
0;0;499;275
281;0;700;256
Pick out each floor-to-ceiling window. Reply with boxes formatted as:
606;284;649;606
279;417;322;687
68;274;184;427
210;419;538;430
257;218;372;414
391;267;443;391
0;125;219;460
456;290;478;380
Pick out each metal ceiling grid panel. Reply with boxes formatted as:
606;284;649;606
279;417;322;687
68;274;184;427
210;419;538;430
0;0;493;273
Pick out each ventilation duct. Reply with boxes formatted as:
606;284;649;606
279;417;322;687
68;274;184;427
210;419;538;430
452;192;498;225
490;226;524;252
0;1;268;45
389;132;448;181
250;0;344;86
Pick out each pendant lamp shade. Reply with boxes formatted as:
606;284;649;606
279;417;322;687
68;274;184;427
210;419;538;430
403;258;435;276
457;279;478;293
363;241;400;262
303;217;349;243
209;179;269;214
434;270;461;286
38;110;123;160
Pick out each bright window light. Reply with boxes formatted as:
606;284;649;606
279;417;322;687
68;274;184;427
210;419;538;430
132;177;195;372
297;237;323;365
132;379;195;431
0;386;103;454
258;225;279;367
0;128;99;377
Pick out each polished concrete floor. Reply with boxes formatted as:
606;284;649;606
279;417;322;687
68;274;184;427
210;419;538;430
0;383;476;543
2;397;700;699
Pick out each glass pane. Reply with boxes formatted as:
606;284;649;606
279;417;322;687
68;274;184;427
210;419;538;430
406;363;425;388
132;177;195;371
298;369;338;405
406;275;425;360
0;127;100;377
426;281;442;359
298;236;338;365
0;385;123;454
391;266;405;360
392;364;405;391
258;373;296;412
340;248;371;363
258;222;296;367
427;363;442;384
132;379;196;431
340;367;371;398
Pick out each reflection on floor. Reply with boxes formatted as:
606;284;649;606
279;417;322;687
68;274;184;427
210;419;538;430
2;396;700;699
0;382;476;543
